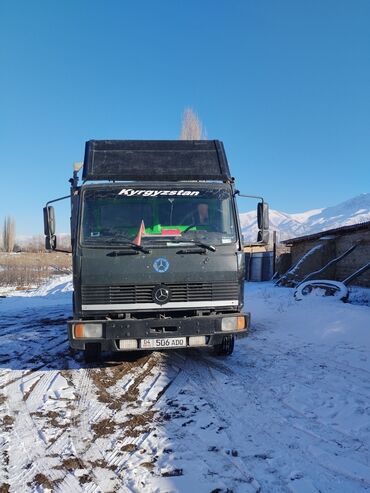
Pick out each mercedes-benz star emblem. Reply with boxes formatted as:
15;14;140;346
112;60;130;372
153;257;170;273
152;285;170;305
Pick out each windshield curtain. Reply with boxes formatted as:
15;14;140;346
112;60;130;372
81;186;237;246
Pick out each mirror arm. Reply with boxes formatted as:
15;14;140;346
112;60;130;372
45;194;71;208
235;192;265;204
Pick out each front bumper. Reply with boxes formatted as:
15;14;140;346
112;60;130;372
67;312;250;351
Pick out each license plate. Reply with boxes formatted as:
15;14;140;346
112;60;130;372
141;337;186;349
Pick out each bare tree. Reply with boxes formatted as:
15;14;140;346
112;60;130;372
22;235;45;253
179;107;207;140
3;216;16;253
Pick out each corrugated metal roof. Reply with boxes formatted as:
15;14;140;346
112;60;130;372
281;221;370;245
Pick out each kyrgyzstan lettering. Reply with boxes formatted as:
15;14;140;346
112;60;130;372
118;189;200;197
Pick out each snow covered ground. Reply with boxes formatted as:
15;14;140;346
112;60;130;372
0;278;370;492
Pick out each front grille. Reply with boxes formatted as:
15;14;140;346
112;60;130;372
82;281;239;305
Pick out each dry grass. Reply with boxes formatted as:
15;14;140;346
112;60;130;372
0;252;72;288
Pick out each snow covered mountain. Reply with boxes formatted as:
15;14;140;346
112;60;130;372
240;193;370;243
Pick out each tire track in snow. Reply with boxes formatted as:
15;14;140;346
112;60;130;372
63;352;183;492
38;353;173;492
245;334;370;460
197;350;369;460
4;370;71;492
0;310;76;491
155;348;370;493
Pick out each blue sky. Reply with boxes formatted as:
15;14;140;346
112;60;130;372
1;0;369;235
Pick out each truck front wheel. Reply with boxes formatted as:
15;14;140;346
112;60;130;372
214;335;234;356
84;343;101;363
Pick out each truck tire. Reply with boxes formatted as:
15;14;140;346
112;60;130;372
214;335;235;356
84;343;101;363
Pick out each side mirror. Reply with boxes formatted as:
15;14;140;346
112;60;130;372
43;206;56;250
257;202;269;230
43;206;56;236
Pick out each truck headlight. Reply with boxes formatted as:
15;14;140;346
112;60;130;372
73;323;103;338
221;316;245;331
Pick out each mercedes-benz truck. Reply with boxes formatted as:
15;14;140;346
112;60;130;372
44;140;269;362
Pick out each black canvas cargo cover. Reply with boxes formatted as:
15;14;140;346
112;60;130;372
82;140;232;182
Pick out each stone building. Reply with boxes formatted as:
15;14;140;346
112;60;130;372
279;221;370;287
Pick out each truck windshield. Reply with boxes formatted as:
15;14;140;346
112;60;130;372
81;186;237;247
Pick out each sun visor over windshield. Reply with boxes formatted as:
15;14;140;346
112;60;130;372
82;140;232;182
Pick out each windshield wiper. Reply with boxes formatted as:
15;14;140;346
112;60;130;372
107;250;140;256
184;240;216;252
154;238;216;252
86;236;150;253
106;239;151;253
